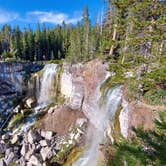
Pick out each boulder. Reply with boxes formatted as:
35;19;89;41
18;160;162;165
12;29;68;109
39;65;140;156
39;140;48;147
28;130;41;144
5;152;17;166
13;105;21;113
26;97;36;108
28;155;42;166
11;134;19;144
48;107;55;114
25;144;35;161
0;144;6;154
1;134;10;141
0;159;6;166
41;131;53;140
21;144;29;156
5;148;13;158
17;157;26;166
40;147;52;161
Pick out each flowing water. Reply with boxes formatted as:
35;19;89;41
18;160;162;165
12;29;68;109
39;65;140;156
12;63;59;134
37;63;58;106
73;86;122;166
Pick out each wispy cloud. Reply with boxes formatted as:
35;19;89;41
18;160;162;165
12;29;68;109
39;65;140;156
0;9;81;25
26;11;82;24
0;9;19;24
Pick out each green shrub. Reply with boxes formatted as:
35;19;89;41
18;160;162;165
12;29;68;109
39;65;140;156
144;89;166;105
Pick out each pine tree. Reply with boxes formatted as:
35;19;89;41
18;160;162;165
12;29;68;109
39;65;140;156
110;111;166;166
82;5;91;61
22;29;29;60
12;26;23;59
27;27;35;61
35;23;43;61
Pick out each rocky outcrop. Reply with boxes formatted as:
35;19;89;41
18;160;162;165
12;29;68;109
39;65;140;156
0;62;43;112
119;94;165;138
38;106;86;135
61;59;107;115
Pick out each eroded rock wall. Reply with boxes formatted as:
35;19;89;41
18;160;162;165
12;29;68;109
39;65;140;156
0;62;43;111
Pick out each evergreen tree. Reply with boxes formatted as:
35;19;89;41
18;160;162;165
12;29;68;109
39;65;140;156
12;26;23;59
110;111;166;166
27;27;35;61
82;5;91;61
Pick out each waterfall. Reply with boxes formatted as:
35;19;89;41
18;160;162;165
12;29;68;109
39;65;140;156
73;86;122;166
37;63;58;107
11;63;58;134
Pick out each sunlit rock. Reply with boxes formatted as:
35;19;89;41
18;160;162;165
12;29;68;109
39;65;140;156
25;97;36;108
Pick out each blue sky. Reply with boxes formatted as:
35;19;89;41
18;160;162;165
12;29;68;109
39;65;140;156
0;0;105;29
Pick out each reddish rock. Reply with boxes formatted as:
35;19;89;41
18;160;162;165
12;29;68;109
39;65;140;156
38;106;86;135
127;101;165;137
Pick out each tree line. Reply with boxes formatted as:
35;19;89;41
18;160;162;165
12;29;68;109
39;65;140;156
103;0;165;64
0;6;102;63
0;0;165;65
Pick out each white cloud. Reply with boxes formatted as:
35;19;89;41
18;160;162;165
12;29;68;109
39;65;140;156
0;9;19;24
27;11;81;24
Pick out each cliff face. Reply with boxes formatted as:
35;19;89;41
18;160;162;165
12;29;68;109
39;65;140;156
0;62;42;111
0;59;163;166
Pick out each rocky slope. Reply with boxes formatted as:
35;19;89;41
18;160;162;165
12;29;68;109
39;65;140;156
0;59;165;166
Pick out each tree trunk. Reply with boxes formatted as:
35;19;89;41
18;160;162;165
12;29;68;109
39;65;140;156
109;24;117;56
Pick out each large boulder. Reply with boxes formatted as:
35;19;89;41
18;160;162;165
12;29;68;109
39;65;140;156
25;97;36;108
27;155;42;166
0;159;6;166
27;130;41;144
40;147;52;161
21;143;29;157
38;106;86;135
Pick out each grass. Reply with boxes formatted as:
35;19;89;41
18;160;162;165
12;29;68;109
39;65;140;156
8;113;24;129
63;146;84;166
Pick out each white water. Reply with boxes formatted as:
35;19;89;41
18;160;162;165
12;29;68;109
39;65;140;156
37;63;58;107
27;64;58;130
73;86;122;166
11;64;58;135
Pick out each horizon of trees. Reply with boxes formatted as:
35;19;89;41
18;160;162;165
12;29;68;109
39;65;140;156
0;6;103;63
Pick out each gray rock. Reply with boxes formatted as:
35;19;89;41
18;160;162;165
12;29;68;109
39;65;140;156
40;147;52;161
13;105;21;113
26;98;36;108
11;134;19;144
34;144;42;153
5;148;13;158
21;144;29;156
0;144;6;154
16;157;26;166
41;130;53;140
48;107;55;114
42;163;47;166
39;140;48;147
28;130;41;144
28;155;42;166
5;152;15;165
0;159;6;166
25;144;35;161
1;134;10;141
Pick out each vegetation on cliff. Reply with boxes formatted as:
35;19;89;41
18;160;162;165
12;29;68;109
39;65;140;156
109;111;166;166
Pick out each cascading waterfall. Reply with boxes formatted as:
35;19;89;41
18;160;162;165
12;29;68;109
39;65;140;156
37;63;58;107
73;86;122;166
12;64;59;134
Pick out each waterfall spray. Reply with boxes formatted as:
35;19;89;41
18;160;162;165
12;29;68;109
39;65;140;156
37;63;58;107
73;86;122;166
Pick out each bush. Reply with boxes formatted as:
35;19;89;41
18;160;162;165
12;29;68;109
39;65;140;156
144;89;166;105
